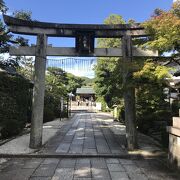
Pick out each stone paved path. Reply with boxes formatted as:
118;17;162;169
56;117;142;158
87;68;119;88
0;112;179;180
0;157;179;180
40;112;126;155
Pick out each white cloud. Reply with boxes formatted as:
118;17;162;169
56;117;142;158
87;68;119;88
66;69;95;79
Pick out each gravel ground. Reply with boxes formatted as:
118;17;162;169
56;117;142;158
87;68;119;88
0;118;68;154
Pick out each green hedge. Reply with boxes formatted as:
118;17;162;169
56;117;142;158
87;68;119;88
43;91;68;123
0;71;31;138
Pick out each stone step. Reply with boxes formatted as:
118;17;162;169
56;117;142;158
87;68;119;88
173;117;180;128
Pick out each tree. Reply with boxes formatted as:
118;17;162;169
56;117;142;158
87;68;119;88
0;0;7;13
95;13;174;148
94;14;125;108
44;67;85;122
13;10;32;21
0;7;32;71
133;61;171;146
143;2;180;54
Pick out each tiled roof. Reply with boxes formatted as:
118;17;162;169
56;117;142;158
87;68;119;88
76;87;95;94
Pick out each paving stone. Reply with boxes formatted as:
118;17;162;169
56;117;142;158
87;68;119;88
76;159;90;164
110;171;129;180
73;178;92;180
23;158;43;169
42;158;59;165
91;158;107;169
84;144;96;149
32;164;57;177
74;167;91;178
144;172;164;180
0;168;34;180
66;130;76;136
29;177;52;180
63;135;74;142
76;159;91;168
4;158;25;171
111;149;124;154
52;168;74;180
119;159;135;165
96;145;111;154
128;173;148;180
69;145;83;154
107;163;125;172
134;160;150;168
72;139;84;145
106;158;119;164
123;164;142;174
83;148;97;154
58;158;76;168
0;159;11;170
56;143;70;153
92;168;111;180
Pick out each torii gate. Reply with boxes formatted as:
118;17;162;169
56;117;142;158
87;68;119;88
3;15;158;150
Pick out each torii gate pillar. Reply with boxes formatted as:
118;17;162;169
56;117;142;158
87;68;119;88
122;35;138;150
29;34;47;149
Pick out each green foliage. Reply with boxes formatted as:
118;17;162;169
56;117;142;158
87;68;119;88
95;97;109;112
134;61;171;136
46;67;84;95
17;57;34;80
0;9;30;54
95;14;125;108
172;1;180;18
0;19;13;53
13;10;32;20
66;73;85;94
44;67;85;122
143;2;180;54
171;100;180;116
0;0;7;13
119;105;125;122
81;77;94;86
43;91;60;123
115;104;125;123
0;71;31;138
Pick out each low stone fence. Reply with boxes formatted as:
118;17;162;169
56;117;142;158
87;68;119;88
167;110;180;170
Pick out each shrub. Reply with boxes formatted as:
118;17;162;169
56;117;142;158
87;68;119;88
43;92;56;123
43;91;68;123
171;100;180;116
117;105;125;123
137;113;155;133
0;72;31;138
160;126;169;148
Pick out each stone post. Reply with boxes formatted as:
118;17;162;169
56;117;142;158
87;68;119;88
29;34;47;149
122;35;138;150
167;110;180;169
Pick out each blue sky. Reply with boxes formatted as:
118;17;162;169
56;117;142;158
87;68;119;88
1;0;174;78
4;0;173;23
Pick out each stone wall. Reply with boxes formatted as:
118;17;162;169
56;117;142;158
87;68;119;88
167;110;180;169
